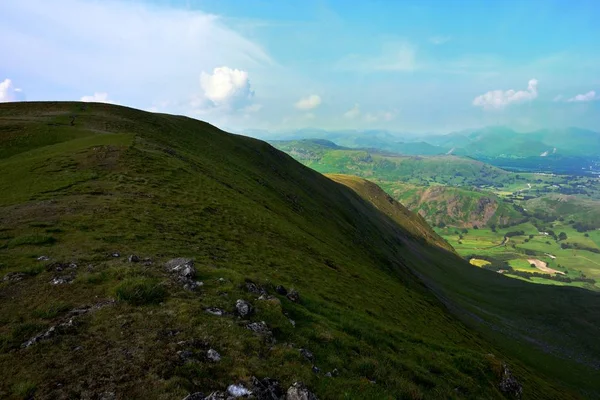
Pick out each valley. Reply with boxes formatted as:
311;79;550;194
271;139;600;291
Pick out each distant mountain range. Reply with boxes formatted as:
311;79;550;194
259;126;600;160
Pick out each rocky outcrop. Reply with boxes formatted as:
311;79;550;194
165;258;202;291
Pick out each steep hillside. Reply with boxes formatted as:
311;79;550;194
0;103;599;399
325;175;454;252
382;183;524;228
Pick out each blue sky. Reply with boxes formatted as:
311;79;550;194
1;0;599;135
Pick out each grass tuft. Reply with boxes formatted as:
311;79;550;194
114;277;167;305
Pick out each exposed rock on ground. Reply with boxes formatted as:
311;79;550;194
286;382;318;400
166;258;202;290
235;299;254;318
245;280;267;296
2;272;26;282
205;307;226;316
286;289;300;303
499;364;523;398
275;285;287;296
207;348;221;362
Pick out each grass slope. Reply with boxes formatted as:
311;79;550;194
0;103;598;399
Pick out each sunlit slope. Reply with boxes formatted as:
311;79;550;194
0;102;595;399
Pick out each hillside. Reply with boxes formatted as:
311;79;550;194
0;102;599;399
380;183;524;228
270;139;511;187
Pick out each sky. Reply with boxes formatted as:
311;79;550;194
1;0;600;135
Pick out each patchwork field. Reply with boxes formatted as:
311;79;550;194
436;223;600;291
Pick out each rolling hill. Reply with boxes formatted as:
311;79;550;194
1;102;599;399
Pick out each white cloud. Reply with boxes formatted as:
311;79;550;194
567;90;598;102
430;36;451;45
295;94;321;110
553;94;563;102
199;66;254;109
344;103;360;119
0;0;272;111
80;92;117;104
473;79;538;109
0;78;25;102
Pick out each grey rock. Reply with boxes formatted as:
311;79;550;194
288;319;296;327
299;348;314;362
251;377;284;400
245;281;267;296
286;289;300;303
235;299;254;317
111;252;120;257
246;321;272;338
37;255;50;261
182;393;205;400
128;254;140;263
311;366;320;374
2;272;26;282
275;285;287;295
166;258;200;291
324;372;331;378
205;307;225;316
499;364;523;398
50;275;74;285
285;382;318;400
166;258;196;278
22;318;75;348
227;384;252;397
207;348;221;362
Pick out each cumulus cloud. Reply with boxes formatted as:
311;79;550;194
0;0;272;113
199;67;254;109
473;79;538;109
567;90;598;102
80;92;117;104
295;94;321;110
344;104;360;119
0;78;25;102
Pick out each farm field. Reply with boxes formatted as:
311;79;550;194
436;222;600;291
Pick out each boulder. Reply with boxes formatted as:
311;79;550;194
166;258;201;291
2;272;26;282
128;254;140;263
227;383;252;397
275;285;287;296
245;281;267;296
207;348;221;362
499;364;523;398
205;307;225;316
285;382;318;400
235;299;254;318
299;348;314;362
286;289;300;303
246;321;273;338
